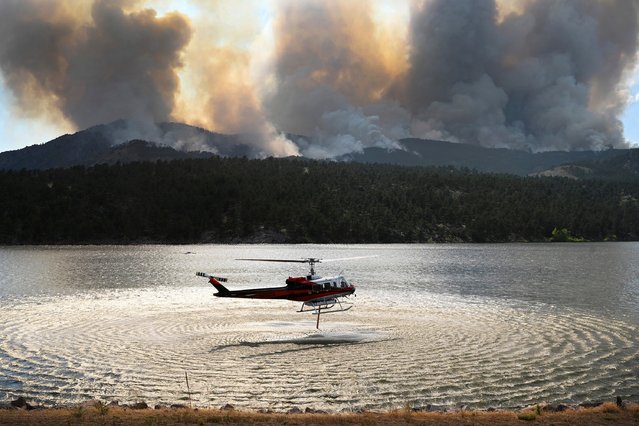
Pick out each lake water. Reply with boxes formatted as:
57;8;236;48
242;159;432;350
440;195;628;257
0;243;637;411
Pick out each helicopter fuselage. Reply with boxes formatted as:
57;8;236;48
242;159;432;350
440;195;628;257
196;256;368;328
207;275;355;302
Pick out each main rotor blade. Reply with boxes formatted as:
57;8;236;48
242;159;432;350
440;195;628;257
320;255;377;263
236;256;376;263
236;258;313;263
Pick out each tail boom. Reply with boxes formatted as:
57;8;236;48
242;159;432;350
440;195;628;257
196;272;230;296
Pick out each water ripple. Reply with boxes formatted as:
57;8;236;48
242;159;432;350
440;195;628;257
0;287;637;410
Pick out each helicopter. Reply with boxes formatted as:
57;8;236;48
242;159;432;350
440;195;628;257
196;256;371;328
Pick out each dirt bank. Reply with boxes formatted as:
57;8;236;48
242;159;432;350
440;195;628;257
1;401;638;426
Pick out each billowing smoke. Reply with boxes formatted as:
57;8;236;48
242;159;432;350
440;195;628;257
407;0;639;151
0;0;191;130
0;0;638;156
171;0;299;157
262;0;408;157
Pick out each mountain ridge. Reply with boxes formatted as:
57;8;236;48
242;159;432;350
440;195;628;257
341;139;627;176
0;120;631;175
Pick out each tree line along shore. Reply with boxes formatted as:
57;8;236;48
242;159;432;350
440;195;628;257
1;156;639;244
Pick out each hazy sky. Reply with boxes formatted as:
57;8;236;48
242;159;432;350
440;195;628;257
0;0;637;156
621;68;639;146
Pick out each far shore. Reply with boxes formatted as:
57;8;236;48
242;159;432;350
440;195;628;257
1;400;638;426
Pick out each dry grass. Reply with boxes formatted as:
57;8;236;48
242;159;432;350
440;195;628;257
0;403;637;426
600;402;622;413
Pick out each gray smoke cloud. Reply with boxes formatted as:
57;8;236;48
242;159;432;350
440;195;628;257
407;0;639;151
263;0;407;158
0;0;637;156
0;0;191;130
295;107;402;159
263;0;638;154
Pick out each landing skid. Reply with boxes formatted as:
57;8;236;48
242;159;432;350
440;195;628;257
298;297;353;329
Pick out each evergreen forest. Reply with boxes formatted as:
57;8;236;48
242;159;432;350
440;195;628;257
1;156;639;244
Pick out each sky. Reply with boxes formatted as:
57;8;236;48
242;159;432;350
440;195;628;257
0;0;638;157
621;67;639;146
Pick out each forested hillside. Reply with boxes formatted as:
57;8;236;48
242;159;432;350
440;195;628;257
538;149;639;181
343;139;626;176
1;157;638;244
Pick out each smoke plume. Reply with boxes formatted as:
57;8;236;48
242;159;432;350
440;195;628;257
407;0;639;151
0;0;638;156
0;0;191;129
262;0;408;157
171;0;299;157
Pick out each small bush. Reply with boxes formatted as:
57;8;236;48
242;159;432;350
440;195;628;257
95;400;109;415
550;227;585;242
71;406;85;419
518;412;536;421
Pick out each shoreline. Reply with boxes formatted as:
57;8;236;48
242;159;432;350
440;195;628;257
1;399;638;425
2;239;636;246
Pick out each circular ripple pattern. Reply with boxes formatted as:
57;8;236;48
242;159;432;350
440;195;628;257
1;287;637;411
